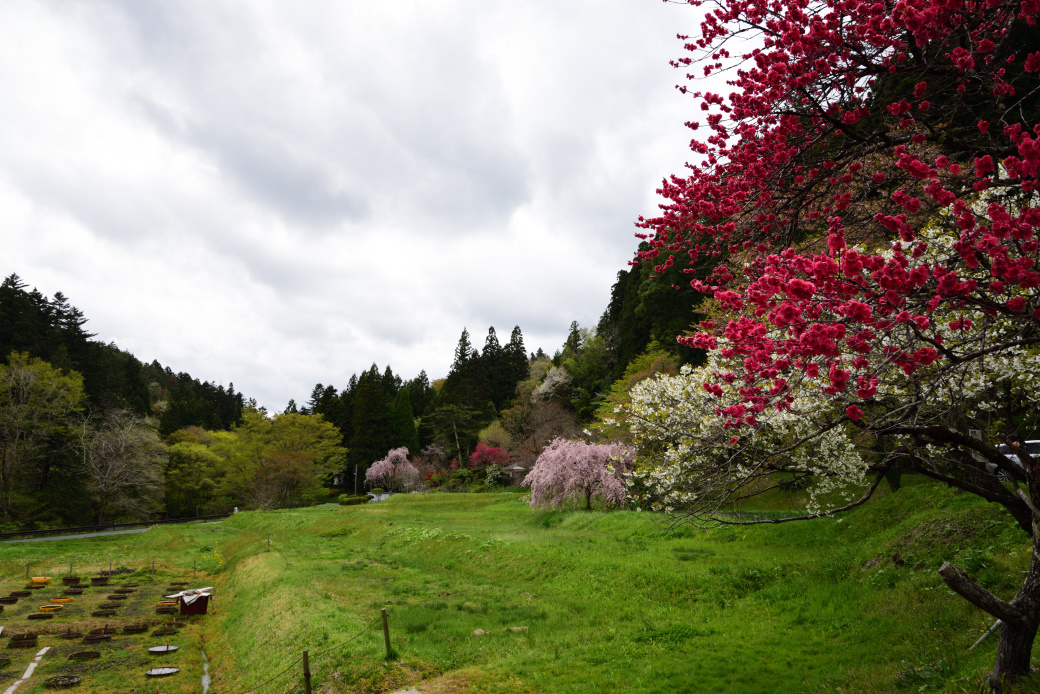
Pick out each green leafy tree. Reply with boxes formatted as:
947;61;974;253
0;352;84;519
203;409;347;509
166;441;223;517
591;345;679;443
429;404;484;466
561;330;614;420
250;451;323;510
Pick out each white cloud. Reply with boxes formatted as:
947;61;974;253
2;0;704;410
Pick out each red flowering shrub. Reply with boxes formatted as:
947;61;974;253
468;442;510;469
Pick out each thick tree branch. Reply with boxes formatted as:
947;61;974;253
938;562;1024;625
1016;488;1040;521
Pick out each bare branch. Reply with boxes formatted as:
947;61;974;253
709;469;887;525
938;562;1023;625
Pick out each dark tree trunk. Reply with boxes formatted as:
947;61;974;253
940;518;1040;691
990;528;1040;689
884;460;902;492
990;617;1039;690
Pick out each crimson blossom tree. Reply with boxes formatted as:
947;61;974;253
523;438;633;510
633;0;1040;685
468;442;510;469
365;447;419;492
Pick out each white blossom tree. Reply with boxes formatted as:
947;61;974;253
624;350;871;521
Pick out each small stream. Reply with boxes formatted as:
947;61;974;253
201;644;211;694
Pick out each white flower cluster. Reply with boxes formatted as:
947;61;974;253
625;348;868;517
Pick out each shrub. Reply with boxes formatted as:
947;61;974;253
339;496;368;506
469;442;510;469
450;470;473;485
370;488;385;494
425;470;450;488
485;464;503;486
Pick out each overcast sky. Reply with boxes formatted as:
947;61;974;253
1;0;704;412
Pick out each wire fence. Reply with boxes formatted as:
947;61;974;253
3;557;220;586
226;614;384;694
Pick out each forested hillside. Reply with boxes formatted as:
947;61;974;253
292;248;708;491
0;263;706;529
0;273;246;432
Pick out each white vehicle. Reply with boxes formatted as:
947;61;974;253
987;440;1040;479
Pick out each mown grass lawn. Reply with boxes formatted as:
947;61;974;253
0;479;1036;693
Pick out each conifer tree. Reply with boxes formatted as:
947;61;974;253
381;365;402;396
505;326;529;388
350;365;392;468
483;327;511;409
406;370;435;418
451;328;474;374
564;321;582;355
389;389;419;453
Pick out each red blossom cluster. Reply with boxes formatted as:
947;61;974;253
641;0;1039;423
468;442;510;469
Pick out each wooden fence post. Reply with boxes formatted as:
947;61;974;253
303;650;312;694
382;608;391;659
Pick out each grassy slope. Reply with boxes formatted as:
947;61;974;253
0;479;1036;693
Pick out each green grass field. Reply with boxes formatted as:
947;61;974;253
0;479;1036;693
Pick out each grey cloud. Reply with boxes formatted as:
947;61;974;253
102;0;534;234
4;0;700;409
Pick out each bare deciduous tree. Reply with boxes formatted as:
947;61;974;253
78;410;167;525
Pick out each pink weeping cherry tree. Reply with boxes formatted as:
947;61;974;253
365;447;419;492
523;438;633;511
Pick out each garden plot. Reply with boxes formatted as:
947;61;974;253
0;571;209;694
